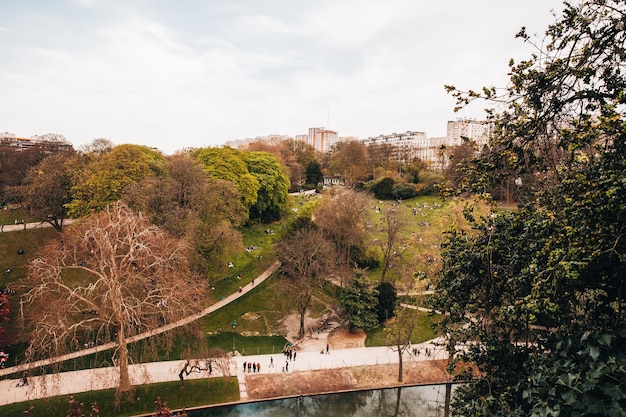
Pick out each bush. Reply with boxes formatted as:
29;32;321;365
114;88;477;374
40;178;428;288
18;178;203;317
391;183;417;200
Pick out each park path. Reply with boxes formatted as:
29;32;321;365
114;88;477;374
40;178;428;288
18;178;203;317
0;255;280;379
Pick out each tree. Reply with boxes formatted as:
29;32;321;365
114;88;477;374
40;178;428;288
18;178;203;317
66;144;167;217
193;147;260;221
340;271;379;332
375;204;410;283
304;160;324;186
9;152;74;231
19;202;208;398
328;141;369;185
376;282;397;323
246;151;290;221
80;138;114;155
385;306;420;383
0;146;49;204
316;189;370;271
277;223;335;339
0;293;11;347
123;155;245;279
437;1;626;415
369;177;395;200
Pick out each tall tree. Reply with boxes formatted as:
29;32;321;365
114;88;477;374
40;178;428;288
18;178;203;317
316;189;370;272
19;202;207;398
375;204;410;283
438;1;626;415
9;152;74;231
340;271;379;333
328;141;369;185
193;147;260;221
66;144;167;217
246;151;290;221
276;222;335;339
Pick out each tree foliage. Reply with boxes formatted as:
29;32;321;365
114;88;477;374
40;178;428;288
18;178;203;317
437;1;626;415
9;152;74;231
66;145;166;217
19;202;207;395
340;272;379;332
193;147;259;220
246;151;290;221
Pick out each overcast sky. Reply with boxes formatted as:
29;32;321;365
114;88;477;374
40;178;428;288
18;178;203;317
0;0;565;154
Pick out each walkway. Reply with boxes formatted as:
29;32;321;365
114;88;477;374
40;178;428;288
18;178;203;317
0;336;448;406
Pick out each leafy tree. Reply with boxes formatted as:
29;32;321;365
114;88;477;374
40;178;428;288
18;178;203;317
391;182;417;200
123;155;245;279
246;151;290;221
328;141;369;185
376;282;397;323
277;223;335;339
19;202;208;398
66;144;166;217
369;177;395;200
193;147;260;221
340;271;379;332
304;160;324;186
437;1;626;415
9;152;74;231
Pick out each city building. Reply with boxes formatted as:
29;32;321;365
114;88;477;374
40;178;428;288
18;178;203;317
0;132;73;152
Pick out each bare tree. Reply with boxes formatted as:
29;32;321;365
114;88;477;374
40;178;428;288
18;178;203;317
178;348;230;387
375;204;410;283
316;189;370;272
18;202;208;398
277;224;335;339
386;306;418;383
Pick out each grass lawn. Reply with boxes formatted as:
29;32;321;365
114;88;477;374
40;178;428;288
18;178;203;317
364;309;440;347
0;377;239;417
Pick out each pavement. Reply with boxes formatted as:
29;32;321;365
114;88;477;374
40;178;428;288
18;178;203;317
0;333;448;406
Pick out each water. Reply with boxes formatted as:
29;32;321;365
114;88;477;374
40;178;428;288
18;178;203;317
187;384;456;417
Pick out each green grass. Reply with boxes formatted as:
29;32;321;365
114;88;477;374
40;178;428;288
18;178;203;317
0;377;239;417
206;332;287;356
0;207;37;225
364;309;440;347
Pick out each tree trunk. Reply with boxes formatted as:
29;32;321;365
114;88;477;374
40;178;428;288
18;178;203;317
116;327;132;394
397;346;403;382
298;308;306;340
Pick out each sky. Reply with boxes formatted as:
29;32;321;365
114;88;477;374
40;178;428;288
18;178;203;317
0;0;566;155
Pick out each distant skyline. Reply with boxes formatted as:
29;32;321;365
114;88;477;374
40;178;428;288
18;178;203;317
0;0;565;154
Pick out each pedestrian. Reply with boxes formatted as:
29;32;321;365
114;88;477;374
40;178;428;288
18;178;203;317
208;363;213;375
257;362;261;373
248;362;252;372
253;362;256;373
243;361;247;372
285;361;289;371
17;373;28;387
252;278;255;286
269;357;274;367
293;351;297;361
326;343;329;354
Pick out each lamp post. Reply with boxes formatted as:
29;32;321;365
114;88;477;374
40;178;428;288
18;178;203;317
231;320;237;354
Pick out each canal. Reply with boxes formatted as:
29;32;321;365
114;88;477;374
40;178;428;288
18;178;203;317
186;383;457;417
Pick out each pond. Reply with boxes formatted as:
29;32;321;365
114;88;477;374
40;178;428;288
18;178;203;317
187;383;457;417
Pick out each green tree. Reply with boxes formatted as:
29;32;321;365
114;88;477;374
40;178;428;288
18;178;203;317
369;177;395;200
304;160;324;186
376;282;397;323
438;1;626;415
67;144;166;217
193;147;260;221
340;272;379;332
246;151;290;221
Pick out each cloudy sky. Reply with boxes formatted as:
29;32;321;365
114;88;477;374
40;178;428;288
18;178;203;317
0;0;565;154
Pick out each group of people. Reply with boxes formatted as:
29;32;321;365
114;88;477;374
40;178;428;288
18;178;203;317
242;361;262;373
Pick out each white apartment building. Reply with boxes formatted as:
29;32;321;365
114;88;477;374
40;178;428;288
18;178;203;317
361;131;447;168
446;118;492;147
307;127;338;152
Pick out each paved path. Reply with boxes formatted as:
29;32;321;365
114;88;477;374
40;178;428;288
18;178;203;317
0;337;448;406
